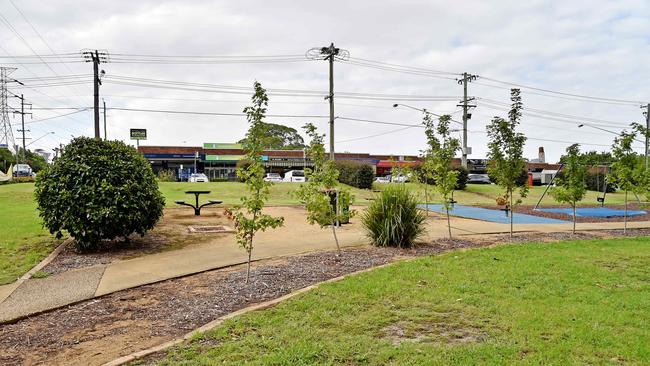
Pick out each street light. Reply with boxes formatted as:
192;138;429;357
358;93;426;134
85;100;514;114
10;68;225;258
392;103;463;126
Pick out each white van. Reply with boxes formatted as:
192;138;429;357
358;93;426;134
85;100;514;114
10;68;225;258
283;170;305;182
12;164;33;177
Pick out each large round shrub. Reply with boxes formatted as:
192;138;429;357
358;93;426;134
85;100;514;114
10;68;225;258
362;184;426;248
35;137;165;251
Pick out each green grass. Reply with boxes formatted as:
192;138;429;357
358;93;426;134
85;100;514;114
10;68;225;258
151;238;650;365
0;183;60;285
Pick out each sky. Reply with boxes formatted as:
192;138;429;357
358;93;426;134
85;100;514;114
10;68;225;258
1;0;650;162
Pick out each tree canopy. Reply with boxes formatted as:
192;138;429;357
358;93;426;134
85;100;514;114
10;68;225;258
237;122;305;150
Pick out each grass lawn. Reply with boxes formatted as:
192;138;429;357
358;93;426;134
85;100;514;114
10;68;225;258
150;238;650;365
0;183;60;285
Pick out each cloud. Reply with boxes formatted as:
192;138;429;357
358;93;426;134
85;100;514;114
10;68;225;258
1;0;649;161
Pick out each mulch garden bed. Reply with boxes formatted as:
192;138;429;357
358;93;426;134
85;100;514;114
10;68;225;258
0;230;644;366
486;204;650;223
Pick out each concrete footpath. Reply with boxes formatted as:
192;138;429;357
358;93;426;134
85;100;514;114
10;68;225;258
1;206;648;323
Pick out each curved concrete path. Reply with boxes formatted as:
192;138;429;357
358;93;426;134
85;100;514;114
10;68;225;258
1;206;648;323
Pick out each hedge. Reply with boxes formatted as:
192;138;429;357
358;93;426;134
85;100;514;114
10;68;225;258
334;160;375;189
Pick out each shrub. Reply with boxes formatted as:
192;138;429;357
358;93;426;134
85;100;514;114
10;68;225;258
157;169;176;182
334;160;375;189
415;166;468;190
362;184;426;248
454;166;468;190
35;137;165;251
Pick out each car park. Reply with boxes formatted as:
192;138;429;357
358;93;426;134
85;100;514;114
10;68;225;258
188;173;209;182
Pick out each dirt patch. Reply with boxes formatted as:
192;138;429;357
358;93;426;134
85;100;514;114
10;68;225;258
42;207;231;276
187;225;234;233
382;318;487;346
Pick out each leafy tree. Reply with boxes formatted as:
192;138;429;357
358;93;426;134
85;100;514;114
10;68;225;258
550;144;587;233
0;148;15;173
237;122;306;150
16;148;48;173
560;150;613;166
486;88;529;238
294;123;355;256
230;82;284;283
424;113;460;238
609;130;648;234
34;137;164;251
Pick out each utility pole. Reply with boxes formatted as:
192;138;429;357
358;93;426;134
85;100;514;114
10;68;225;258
13;94;32;163
103;98;107;140
82;50;108;139
641;103;650;170
457;72;477;169
306;43;349;161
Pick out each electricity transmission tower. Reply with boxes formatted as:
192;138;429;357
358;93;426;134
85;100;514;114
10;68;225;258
0;67;17;153
306;43;349;161
457;72;478;169
82;49;108;139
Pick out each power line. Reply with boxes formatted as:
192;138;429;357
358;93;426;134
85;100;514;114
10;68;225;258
107;106;329;118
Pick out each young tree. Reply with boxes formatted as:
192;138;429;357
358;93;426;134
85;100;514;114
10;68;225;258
294;123;355;256
609;130;645;234
550;144;587;234
423;112;460;238
486;88;529;238
230;82;284;283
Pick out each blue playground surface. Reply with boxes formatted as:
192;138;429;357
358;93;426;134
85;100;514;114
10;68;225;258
419;204;569;224
536;207;647;218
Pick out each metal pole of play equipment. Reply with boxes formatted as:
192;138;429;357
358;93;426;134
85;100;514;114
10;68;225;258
534;164;564;210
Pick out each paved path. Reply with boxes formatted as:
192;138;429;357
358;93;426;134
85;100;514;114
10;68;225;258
1;206;649;323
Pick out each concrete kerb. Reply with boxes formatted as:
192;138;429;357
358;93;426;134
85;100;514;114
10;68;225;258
102;261;398;366
0;239;69;304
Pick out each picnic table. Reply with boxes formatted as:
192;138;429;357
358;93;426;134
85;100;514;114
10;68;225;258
175;190;222;216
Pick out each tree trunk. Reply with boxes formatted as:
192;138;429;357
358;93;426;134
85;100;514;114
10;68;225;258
509;190;514;239
623;189;627;235
572;203;576;234
446;205;452;239
424;184;429;217
331;221;341;257
245;243;252;284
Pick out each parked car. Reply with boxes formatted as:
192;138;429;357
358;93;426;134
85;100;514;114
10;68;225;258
263;173;283;182
12;164;33;177
467;174;491;184
188;173;209;182
392;173;410;183
375;175;391;183
283;170;306;182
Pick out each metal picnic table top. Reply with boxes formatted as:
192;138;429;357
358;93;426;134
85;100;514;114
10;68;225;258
175;190;222;216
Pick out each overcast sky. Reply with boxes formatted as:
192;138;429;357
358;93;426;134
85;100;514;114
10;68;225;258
2;0;649;162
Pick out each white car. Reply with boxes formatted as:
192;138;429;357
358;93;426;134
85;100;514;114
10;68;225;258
188;173;209;182
392;173;410;183
375;175;391;183
263;173;283;182
283;170;306;182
